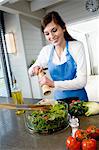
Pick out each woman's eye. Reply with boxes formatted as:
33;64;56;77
44;32;49;36
52;28;57;32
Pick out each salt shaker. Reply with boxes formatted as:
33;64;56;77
69;116;79;137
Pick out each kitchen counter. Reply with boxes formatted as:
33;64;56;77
0;97;99;150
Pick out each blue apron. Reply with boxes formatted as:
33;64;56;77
48;41;88;101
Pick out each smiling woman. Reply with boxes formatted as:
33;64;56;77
28;11;88;102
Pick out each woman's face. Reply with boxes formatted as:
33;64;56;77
43;21;65;46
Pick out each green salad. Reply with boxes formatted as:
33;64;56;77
25;102;68;134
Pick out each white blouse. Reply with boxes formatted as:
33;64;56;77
28;41;87;91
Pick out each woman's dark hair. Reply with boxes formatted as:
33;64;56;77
41;11;75;41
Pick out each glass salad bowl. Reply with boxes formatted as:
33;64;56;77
24;100;69;134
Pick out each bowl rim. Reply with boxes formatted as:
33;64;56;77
24;101;69;135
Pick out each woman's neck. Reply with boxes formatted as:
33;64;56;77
55;39;66;55
54;40;66;60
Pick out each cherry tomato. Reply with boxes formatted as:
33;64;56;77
82;138;96;150
70;100;80;108
86;125;99;139
71;100;80;103
74;129;87;141
66;136;81;150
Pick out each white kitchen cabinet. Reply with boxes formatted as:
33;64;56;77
85;75;99;101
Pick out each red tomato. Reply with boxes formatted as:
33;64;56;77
74;129;87;141
86;125;99;139
96;128;99;134
66;136;81;150
70;100;80;107
72;100;80;103
82;139;96;150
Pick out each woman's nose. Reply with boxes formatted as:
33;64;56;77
50;32;55;39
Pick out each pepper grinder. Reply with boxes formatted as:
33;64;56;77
69;116;79;137
38;70;51;96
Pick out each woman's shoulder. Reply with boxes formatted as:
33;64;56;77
69;41;85;58
69;40;84;48
39;44;53;56
41;44;53;51
69;41;84;53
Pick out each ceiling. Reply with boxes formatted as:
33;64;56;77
0;0;66;20
0;0;99;21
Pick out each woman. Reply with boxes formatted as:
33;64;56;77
28;11;88;102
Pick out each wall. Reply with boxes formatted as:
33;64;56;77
20;16;43;67
4;12;45;99
20;16;44;99
4;13;32;98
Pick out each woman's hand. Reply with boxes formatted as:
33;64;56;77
39;76;54;88
28;66;43;76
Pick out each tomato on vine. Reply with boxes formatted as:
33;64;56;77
86;125;99;139
82;138;96;150
74;129;87;141
66;136;81;150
